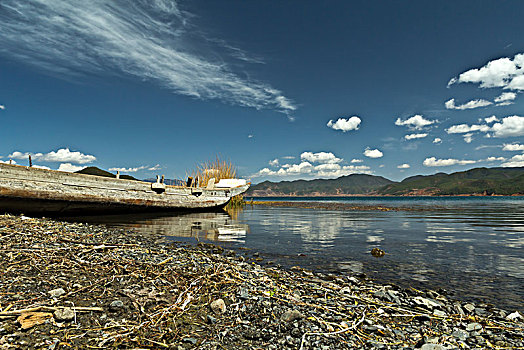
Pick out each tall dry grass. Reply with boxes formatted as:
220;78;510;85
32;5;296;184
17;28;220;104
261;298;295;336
188;157;246;208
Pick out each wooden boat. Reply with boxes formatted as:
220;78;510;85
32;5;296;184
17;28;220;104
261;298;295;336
0;163;250;215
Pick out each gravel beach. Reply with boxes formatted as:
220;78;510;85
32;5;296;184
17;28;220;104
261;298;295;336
0;214;523;349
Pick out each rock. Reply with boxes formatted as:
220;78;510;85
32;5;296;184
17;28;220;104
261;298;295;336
420;345;446;350
53;308;75;322
206;315;217;324
370;248;385;257
348;276;359;284
412;296;442;310
463;303;475;313
182;337;197;345
109;300;124;312
281;309;304;323
466;322;482;331
339;286;352;295
433;310;447;317
506;311;522;321
452;329;469;341
48;288;66;298
210;299;226;314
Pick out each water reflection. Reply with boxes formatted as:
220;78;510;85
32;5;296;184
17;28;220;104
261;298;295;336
65;211;249;243
65;198;524;310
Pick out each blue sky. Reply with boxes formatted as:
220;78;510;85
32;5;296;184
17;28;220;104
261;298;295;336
1;0;523;183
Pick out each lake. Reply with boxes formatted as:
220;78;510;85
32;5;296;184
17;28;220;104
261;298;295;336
68;196;524;311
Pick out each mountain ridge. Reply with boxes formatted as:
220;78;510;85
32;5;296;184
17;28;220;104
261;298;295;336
248;167;524;196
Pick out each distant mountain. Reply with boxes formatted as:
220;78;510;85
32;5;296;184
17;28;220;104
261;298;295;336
75;167;138;181
248;174;394;196
377;167;524;196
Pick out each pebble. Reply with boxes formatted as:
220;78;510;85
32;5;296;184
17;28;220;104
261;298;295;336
466;322;482;331
1;214;523;350
54;308;75;322
109;300;124;311
452;329;469;341
281;309;304;322
463;303;475;313
48;288;66;298
210;299;226;314
420;344;447;350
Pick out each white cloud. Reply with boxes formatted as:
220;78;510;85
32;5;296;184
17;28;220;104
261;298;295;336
109;166;148;173
58;163;85;172
8;148;96;164
503;143;524;151
491;116;524;137
404;133;428;140
484;156;505;162
445;98;492;110
423;157;477;167
484;116;499;123
327;116;361;132
363;148;383;158
0;105;5;110
248;134;254;139
433;138;442;144
253;162;371;179
269;158;279;167
397;163;410;169
282;156;295;160
0;160;16;165
494;92;517;105
463;133;474;143
300;151;341;164
446;124;490;134
506;75;524;90
501;154;524;167
253;150;372;179
148;164;161;171
0;0;295;115
350;158;363;163
395;115;436;130
448;53;524;89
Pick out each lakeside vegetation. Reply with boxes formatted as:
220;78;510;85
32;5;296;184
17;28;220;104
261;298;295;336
248;167;524;196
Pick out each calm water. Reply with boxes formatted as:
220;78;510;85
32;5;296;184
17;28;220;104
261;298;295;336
68;196;524;311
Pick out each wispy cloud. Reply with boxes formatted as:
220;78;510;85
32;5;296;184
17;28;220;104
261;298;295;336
0;0;295;115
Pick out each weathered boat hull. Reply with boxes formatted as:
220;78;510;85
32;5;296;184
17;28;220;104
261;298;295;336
0;163;249;215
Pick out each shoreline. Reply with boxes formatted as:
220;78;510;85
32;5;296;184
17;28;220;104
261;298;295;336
249;200;424;212
0;214;523;349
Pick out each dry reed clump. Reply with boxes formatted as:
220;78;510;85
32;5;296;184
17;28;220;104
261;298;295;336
189;157;245;208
